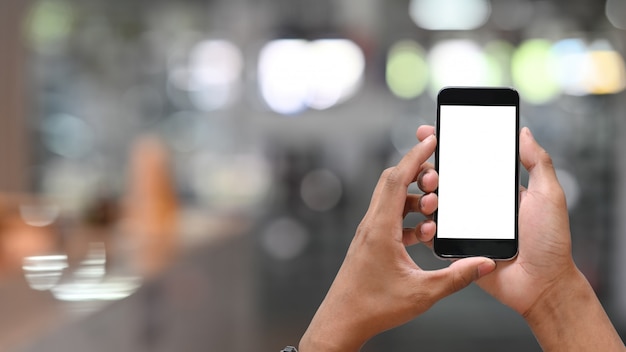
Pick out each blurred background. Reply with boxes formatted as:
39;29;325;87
0;0;625;350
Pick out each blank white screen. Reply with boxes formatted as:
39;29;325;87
437;105;516;239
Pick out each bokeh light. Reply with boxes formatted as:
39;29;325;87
511;39;561;104
386;40;429;99
25;0;74;52
300;169;343;212
258;39;365;115
409;0;491;30
261;218;310;261
19;203;60;227
606;0;626;30
23;254;68;291
187;39;243;111
428;39;489;96
552;38;626;96
586;41;626;95
42;114;94;159
552;38;591;96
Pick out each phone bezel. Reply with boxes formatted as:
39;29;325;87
434;87;520;260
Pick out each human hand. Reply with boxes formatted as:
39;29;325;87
299;132;496;352
416;125;576;317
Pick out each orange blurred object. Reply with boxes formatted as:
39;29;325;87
121;135;180;278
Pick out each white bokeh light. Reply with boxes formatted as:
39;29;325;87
409;0;491;30
258;39;365;115
428;40;489;96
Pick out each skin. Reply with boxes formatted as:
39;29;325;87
299;126;625;352
299;132;496;352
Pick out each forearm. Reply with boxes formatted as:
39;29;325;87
525;268;625;351
299;289;373;352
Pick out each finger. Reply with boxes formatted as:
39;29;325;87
519;128;565;197
417;167;438;193
402;220;436;247
404;193;437;217
417;125;435;142
424;257;496;300
376;135;437;218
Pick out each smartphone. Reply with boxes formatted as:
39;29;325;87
434;87;519;260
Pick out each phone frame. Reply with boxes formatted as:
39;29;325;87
434;87;520;260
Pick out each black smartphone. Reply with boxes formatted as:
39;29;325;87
434;87;519;260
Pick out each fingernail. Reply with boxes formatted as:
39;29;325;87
524;127;534;140
424;134;435;143
477;259;496;278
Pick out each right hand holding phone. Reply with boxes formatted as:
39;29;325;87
473;127;578;317
418;125;577;316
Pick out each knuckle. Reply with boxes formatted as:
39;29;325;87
383;167;402;188
538;149;555;168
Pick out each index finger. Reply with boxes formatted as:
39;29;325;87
417;125;435;142
374;134;437;220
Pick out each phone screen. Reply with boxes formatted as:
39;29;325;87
437;105;517;240
434;87;519;259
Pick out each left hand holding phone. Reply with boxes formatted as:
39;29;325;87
298;132;496;352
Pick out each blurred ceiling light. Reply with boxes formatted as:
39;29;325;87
428;40;489;96
42;114;94;159
586;40;626;95
511;39;561;104
187;40;243;111
409;0;491;30
386;40;429;99
258;39;309;115
23;254;68;291
258;39;365;115
261;218;310;261
491;0;534;31
552;38;591;96
552;39;626;96
25;0;74;52
606;0;626;30
300;169;343;212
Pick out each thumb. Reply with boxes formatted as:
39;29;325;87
426;257;496;300
519;127;561;194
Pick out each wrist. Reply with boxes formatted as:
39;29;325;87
523;266;587;324
299;299;370;352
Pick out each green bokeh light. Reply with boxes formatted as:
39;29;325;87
26;0;74;49
386;40;429;99
511;39;561;104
